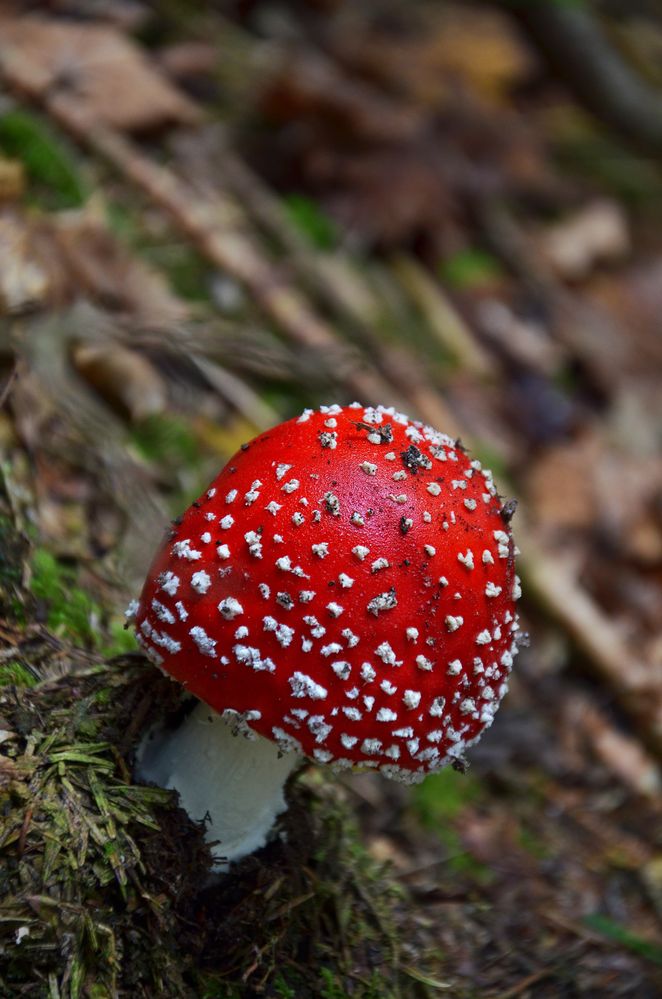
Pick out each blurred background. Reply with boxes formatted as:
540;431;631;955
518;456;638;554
0;0;661;993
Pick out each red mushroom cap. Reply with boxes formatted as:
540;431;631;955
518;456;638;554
133;404;520;783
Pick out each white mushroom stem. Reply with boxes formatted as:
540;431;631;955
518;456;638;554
136;702;301;868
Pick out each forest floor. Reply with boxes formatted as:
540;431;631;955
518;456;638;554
1;1;661;996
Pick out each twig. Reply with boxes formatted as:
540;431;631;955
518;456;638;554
496;965;556;999
520;535;662;757
563;693;661;797
391;254;494;378
502;0;662;156
206;137;385;328
478;200;626;393
191;355;278;431
0;360;18;409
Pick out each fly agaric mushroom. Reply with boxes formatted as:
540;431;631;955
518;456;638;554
130;403;520;866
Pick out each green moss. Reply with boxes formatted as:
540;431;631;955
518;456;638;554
100;619;138;659
28;549;134;657
1;657;416;998
273;975;298;998
440;827;494;884
30;549;99;645
104;198;143;242
199;984;242;999
283;194;339;250
131;413;201;467
142;242;213;302
411;767;482;826
106;198;213;303
319;966;349;998
0;658;209;998
439;248;504;290
0;109;87;209
0;660;38;688
411;770;493;883
129;412;216;519
583;914;662;966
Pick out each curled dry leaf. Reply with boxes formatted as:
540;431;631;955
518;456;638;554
0;15;201;132
71;342;168;422
541;200;630;282
0;212;49;314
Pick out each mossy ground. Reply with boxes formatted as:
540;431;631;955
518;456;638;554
0;654;408;998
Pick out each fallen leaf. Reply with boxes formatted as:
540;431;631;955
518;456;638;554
158;42;219;84
0;15;201;132
526;425;662;560
0;212;49;314
0;157;25;202
541;200;630;281
71;342;168;422
331;2;534;107
323;145;453;248
261;49;425;145
53;216;190;326
525;432;603;535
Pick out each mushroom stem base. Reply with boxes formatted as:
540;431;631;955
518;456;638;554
136;702;300;868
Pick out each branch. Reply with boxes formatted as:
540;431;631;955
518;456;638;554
504;0;662;155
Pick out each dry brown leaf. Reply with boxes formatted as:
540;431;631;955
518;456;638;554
589;261;662;374
541;200;630;281
71;341;168;422
323;146;453;249
431;6;534;101
0;15;201;132
0;212;49;314
261;49;425;145
331;3;533;107
53;216;190;326
594;454;662;565
526;425;662;562
0;158;25;202
526;432;602;535
0;207;189;326
158;42;219;83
